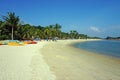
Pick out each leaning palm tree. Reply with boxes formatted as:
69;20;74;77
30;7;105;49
3;12;20;40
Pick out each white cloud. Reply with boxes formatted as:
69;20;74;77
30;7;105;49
90;26;101;32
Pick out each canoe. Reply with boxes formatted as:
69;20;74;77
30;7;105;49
8;42;24;46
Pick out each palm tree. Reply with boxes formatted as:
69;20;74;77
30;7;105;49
3;12;20;40
21;24;31;40
54;23;61;38
70;30;79;39
44;26;51;38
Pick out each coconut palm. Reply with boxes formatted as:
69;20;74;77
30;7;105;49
70;30;79;39
54;24;61;31
21;24;31;39
44;26;51;38
54;23;61;38
3;12;20;40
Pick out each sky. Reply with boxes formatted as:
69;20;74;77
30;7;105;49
0;0;120;38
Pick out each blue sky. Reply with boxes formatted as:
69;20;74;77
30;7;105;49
0;0;120;38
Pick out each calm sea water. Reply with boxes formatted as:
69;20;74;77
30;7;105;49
75;40;120;58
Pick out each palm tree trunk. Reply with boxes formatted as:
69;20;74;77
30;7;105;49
12;26;14;40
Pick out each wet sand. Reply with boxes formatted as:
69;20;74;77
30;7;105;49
0;39;120;80
41;40;120;80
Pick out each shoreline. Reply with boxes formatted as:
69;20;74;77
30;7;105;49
72;40;120;60
0;39;120;80
41;39;120;80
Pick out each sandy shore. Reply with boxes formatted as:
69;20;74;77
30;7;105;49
41;40;120;80
0;42;55;80
0;39;120;80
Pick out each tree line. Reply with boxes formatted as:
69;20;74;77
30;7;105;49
0;12;88;40
106;36;120;40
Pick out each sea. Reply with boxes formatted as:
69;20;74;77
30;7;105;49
74;40;120;58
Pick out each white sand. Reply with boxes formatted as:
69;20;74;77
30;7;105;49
0;42;55;80
41;39;120;80
1;39;120;80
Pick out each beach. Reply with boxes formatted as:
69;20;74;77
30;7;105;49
0;42;55;80
0;39;120;80
42;40;120;80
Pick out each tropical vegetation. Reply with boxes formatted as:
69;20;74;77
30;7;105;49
0;12;88;40
106;36;120;40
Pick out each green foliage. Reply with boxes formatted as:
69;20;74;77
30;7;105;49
106;36;120;40
3;12;19;26
0;35;9;40
0;12;90;40
2;12;20;40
